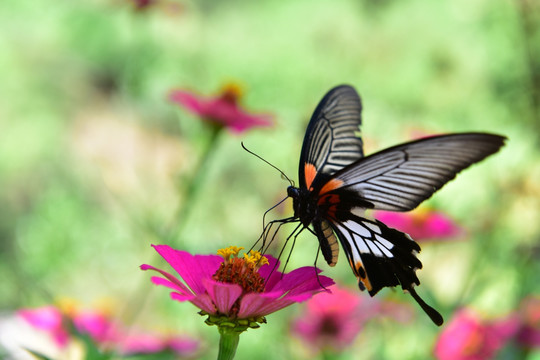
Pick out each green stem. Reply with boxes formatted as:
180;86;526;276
165;124;222;243
217;327;241;360
121;125;223;330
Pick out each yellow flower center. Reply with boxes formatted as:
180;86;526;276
213;247;268;294
219;83;243;104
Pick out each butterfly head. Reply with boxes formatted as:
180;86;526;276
286;186;299;199
288;185;319;227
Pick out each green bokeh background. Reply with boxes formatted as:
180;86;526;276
0;0;539;359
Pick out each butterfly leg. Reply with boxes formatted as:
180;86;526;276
262;222;304;285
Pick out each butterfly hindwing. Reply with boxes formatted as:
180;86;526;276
299;85;363;189
328;209;422;295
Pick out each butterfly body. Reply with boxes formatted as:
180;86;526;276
270;85;506;326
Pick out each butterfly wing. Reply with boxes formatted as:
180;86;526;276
321;133;507;211
316;132;505;325
293;85;505;325
328;212;443;325
297;85;363;267
298;85;363;190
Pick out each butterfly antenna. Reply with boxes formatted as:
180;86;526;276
262;195;289;227
241;142;294;187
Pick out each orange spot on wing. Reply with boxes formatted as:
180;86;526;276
304;163;317;189
349;259;373;292
320;178;344;194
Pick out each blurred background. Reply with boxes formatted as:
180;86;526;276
0;0;538;359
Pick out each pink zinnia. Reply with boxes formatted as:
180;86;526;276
73;309;121;345
117;332;198;356
17;305;199;357
18;306;70;347
374;209;463;241
292;286;413;353
434;309;519;360
141;245;334;329
292;287;372;352
169;84;273;134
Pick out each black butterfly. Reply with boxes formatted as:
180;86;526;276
270;85;506;326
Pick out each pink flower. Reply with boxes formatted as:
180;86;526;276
374;209;463;241
18;306;70;347
119;332;166;354
141;245;334;329
73;309;120;344
167;336;200;356
114;331;200;357
292;287;371;352
18;305;199;357
132;0;155;10
169;84;273;134
516;296;540;348
434;309;519;360
116;332;199;356
292;287;412;352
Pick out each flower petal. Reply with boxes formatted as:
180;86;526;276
202;278;242;315
150;277;195;301
151;245;222;295
169;90;205;114
273;266;334;295
257;256;282;291
169;87;273;134
140;264;193;297
181;293;216;314
238;291;316;318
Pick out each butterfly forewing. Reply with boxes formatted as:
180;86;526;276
328;133;506;211
299;85;363;189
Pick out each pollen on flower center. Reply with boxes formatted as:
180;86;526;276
213;247;268;293
219;83;243;104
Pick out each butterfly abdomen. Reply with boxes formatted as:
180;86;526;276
314;219;339;266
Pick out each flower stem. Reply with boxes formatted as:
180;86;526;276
217;327;241;360
165;124;222;243
121;125;223;331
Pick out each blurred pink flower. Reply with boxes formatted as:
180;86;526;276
434;309;519;360
374;209;463;241
167;336;200;356
18;305;199;356
114;332;200;356
73;309;120;344
117;332;198;356
18;306;70;347
169;84;273;134
292;286;412;352
132;0;155;10
516;296;540;348
141;245;334;328
119;332;166;354
292;287;370;351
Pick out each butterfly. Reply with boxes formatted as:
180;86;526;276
270;85;506;326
